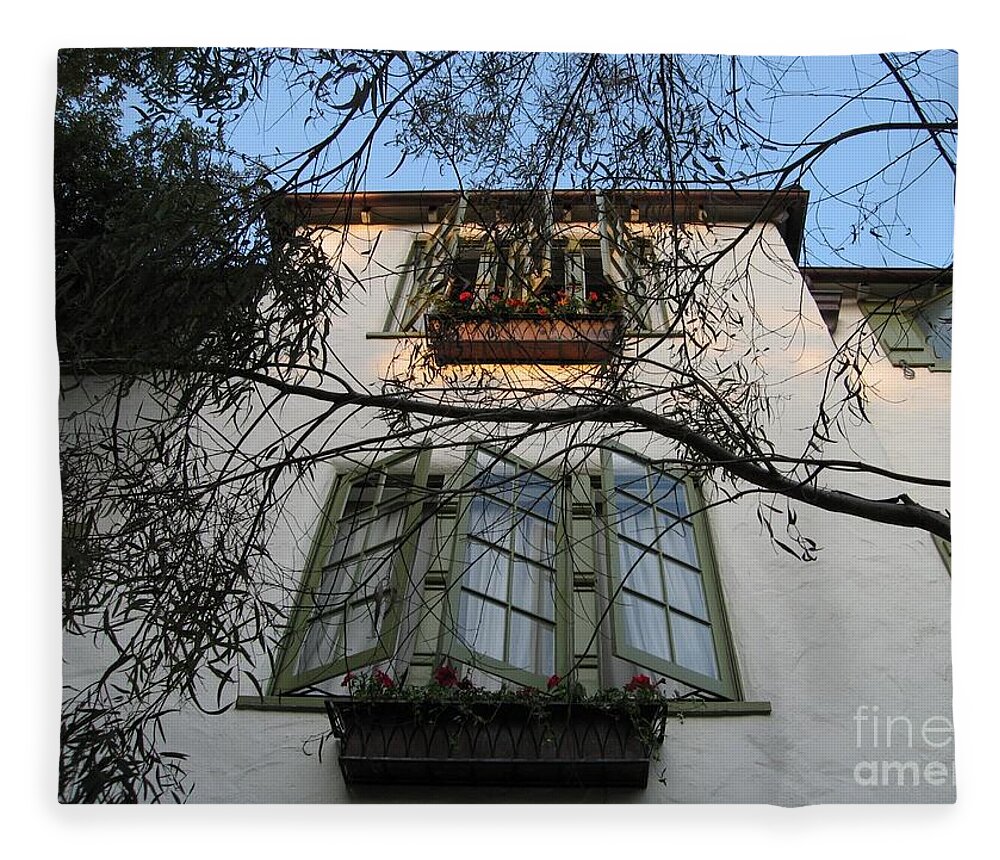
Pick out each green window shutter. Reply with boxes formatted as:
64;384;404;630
860;299;938;368
439;445;572;688
395;196;468;331
600;445;740;700
384;238;426;332
597;193;649;328
271;449;430;694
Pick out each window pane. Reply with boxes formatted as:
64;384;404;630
510;559;555;620
473;452;514;501
611;453;647;496
299;600;380;674
620;591;671;661
462;542;509;601
469;496;513;547
313;565;352;610
516;473;555;520
365;507;404;551
343;600;379;658
618;539;663;601
353;552;394;594
916;295;952;361
508;611;555;675
614;491;659;545
665;560;708;620
458;592;505;661
670;612;719;679
299;609;343;673
657;511;699;567
514;513;555;564
650;472;688;517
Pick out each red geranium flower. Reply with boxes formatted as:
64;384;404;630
588;291;600;303
537;306;549;316
433;665;459;688
457;290;474;303
373;669;394;688
625;674;653;692
547;674;561;690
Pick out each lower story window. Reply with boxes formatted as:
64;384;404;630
272;444;739;699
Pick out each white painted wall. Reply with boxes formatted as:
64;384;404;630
61;217;953;804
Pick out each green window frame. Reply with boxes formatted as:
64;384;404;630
271;449;430;693
600;446;740;700
861;291;952;372
438;445;573;688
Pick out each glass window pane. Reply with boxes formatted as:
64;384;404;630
469;496;513;547
462;542;509;601
611;453;648;496
365;507;404;551
620;591;671;661
313;565;352;610
665;560;708;620
299;609;343;673
657;511;699;567
328;513;368;561
508;612;555;676
510;559;555;620
458;592;505;662
353;552;394;594
473;452;514;501
516;473;555;520
380;473;413;509
343;599;379;658
614;491;659;545
671;612;719;679
916;295;951;361
514;513;555;564
650;472;688;517
618;540;663;601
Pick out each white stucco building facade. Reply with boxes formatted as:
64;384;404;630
61;189;952;804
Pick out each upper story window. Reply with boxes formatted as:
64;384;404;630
271;444;740;701
383;193;657;335
861;290;952;372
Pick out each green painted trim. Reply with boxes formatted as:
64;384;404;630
438;443;571;688
235;694;771;716
600;443;741;700
270;449;431;695
236;695;328;712
861;294;951;372
366;331;425;339
666;700;771;717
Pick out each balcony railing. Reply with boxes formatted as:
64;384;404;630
425;312;624;365
326;696;667;787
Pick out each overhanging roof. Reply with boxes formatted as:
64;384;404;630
287;187;810;262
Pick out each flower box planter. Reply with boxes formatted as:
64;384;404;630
425;312;623;365
325;696;666;787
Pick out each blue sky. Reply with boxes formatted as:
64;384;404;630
214;51;956;270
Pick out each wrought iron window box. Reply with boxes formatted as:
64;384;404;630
325;696;667;787
425;312;623;364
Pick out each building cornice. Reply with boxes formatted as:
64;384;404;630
286;187;810;261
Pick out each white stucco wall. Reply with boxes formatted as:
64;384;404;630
61;217;953;804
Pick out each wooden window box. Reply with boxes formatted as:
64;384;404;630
325;696;666;787
425;313;623;364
